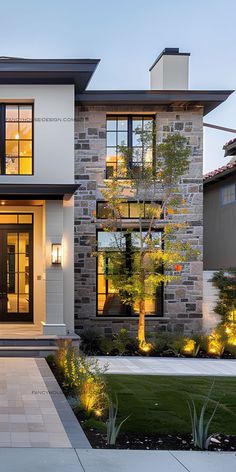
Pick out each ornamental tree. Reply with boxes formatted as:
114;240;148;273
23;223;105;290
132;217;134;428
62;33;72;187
97;130;198;347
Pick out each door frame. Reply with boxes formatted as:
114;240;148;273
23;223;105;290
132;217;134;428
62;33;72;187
0;223;33;323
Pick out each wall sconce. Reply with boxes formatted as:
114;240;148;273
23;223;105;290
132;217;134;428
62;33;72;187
51;243;62;265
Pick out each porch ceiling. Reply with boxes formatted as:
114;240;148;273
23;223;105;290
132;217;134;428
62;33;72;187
0;183;78;200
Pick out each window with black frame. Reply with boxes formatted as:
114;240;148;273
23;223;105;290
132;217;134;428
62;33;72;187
106;115;155;178
97;230;163;317
96;201;163;219
0;104;33;175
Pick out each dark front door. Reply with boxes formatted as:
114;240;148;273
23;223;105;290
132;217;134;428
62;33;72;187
0;225;33;322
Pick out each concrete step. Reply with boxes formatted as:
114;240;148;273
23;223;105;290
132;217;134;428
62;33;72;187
0;345;58;357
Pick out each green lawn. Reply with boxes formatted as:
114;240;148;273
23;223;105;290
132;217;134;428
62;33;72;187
106;375;236;435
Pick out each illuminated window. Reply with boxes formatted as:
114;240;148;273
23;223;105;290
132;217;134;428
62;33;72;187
97;230;163;317
106;115;155;178
97;201;163;219
222;184;236;205
0;104;33;175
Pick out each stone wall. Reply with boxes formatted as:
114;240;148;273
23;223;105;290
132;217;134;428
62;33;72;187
74;105;203;336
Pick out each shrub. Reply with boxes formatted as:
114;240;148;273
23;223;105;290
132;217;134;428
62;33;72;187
80;330;102;355
166;334;186;356
112;329;133;355
78;356;109;416
207;325;227;357
54;340;109;416
55;339;80;390
182;338;200;357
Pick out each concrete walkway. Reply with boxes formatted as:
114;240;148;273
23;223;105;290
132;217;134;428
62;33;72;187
0;449;235;472
96;356;236;375
0;358;90;448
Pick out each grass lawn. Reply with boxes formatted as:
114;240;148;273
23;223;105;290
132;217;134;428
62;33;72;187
106;375;236;435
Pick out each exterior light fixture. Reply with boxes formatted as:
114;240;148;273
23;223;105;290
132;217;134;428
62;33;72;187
51;243;62;265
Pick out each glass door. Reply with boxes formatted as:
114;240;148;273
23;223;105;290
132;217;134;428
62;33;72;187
0;224;33;322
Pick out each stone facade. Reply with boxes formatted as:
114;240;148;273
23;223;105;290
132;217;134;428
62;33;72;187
74;105;203;336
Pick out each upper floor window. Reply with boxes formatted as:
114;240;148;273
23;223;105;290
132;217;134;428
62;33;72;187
0;104;33;175
106;115;155;178
222;184;236;205
97;200;162;219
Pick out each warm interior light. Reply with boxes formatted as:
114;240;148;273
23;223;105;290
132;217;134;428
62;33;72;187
15;133;20;140
51;243;62;265
1;201;5;205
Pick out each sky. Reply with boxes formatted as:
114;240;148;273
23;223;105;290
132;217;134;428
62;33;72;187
0;0;235;173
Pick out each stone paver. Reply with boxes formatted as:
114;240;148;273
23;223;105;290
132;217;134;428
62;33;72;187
96;356;236;376
0;358;90;448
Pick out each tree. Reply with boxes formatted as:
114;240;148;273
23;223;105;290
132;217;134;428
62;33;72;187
97;128;198;348
211;269;236;322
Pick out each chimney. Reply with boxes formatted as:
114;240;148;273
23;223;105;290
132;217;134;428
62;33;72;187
149;48;190;90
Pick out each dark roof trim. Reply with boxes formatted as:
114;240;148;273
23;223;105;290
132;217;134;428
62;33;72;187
76;90;234;116
149;48;190;72
0;184;78;200
223;139;236;157
0;57;100;93
204;167;236;186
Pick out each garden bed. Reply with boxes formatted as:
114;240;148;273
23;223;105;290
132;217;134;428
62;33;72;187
80;427;236;451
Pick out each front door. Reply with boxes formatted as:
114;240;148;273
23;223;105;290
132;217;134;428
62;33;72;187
0;223;33;322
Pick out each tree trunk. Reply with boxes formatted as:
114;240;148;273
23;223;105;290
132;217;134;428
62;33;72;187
138;298;146;344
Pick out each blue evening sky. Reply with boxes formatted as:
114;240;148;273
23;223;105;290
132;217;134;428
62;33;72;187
0;0;235;173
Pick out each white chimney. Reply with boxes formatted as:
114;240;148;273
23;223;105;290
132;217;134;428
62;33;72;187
149;48;190;90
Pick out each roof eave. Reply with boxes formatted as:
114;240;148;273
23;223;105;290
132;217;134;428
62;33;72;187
204;167;236;186
0;58;100;93
75;90;234;116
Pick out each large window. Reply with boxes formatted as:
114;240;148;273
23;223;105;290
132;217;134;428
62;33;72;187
222;184;236;205
0;104;33;175
97;230;163;317
97;201;162;219
106;115;155;178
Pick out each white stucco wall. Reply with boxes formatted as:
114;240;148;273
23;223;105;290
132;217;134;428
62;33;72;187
150;55;189;90
0;84;74;184
203;270;221;332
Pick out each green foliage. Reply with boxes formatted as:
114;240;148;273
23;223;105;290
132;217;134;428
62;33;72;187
112;329;133;355
80;330;102;355
106;398;130;445
166;334;186;356
211;269;236;322
54;340;109;416
98;132;198;342
187;381;222;450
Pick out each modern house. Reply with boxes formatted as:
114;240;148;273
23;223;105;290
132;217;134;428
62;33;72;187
0;49;232;348
203;141;236;330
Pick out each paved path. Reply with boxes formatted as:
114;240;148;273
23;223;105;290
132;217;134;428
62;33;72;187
96;356;236;376
0;358;90;448
0;449;235;472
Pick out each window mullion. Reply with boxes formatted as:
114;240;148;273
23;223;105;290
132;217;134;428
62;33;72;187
128;116;132;169
0;105;5;174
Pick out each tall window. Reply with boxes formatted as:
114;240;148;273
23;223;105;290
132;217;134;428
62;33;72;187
222;184;236;205
97;230;163;317
106;115;155;178
0;104;33;175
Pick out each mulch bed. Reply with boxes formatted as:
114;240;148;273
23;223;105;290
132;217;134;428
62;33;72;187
80;425;236;451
